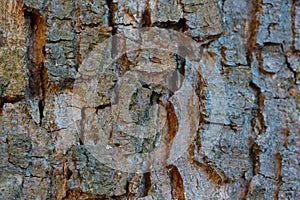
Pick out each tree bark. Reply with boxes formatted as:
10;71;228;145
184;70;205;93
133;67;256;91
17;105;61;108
0;0;300;199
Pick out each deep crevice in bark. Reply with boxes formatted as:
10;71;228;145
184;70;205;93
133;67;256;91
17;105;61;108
24;8;47;127
141;2;152;28
106;0;119;61
248;0;262;51
74;0;82;70
106;0;117;35
165;101;178;142
246;0;262;65
153;18;188;32
249;137;261;176
138;172;152;197
274;153;283;200
249;81;266;134
167;165;185;200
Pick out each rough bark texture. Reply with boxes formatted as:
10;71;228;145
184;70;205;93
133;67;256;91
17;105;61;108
0;0;300;199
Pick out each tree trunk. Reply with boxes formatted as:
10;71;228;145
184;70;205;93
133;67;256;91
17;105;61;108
1;0;299;199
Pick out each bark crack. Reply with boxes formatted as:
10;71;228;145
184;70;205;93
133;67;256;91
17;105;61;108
24;7;48;127
167;165;185;200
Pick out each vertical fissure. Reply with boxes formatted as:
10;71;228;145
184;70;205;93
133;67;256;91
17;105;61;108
75;1;83;69
167;165;185;200
106;0;122;61
249;81;266;134
247;0;262;64
106;0;117;35
165;101;178;142
248;0;262;50
138;172;152;197
24;8;47;126
141;1;152;28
